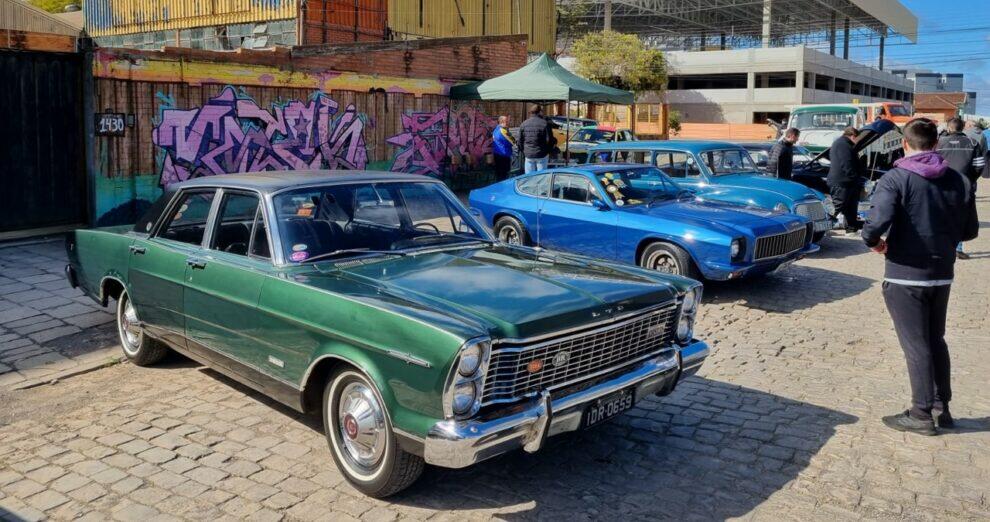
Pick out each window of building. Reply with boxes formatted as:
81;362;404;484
804;72;812;89
870;85;882;98
850;81;864;95
668;74;747;90
815;74;832;91
755;72;797;88
834;78;849;93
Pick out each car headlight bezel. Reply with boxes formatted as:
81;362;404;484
443;337;491;419
730;237;746;262
774;202;790;213
676;286;702;344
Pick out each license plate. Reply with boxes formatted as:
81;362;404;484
583;387;635;428
814;220;831;232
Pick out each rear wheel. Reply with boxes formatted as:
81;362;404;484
116;291;168;366
494;216;529;246
323;369;423;498
639;242;700;280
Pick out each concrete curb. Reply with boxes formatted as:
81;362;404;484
10;350;125;391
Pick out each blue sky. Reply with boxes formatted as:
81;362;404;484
843;0;990;114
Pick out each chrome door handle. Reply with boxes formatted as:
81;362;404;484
186;258;207;270
129;245;146;255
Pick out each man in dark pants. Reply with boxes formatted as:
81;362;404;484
516;105;555;173
937;117;985;259
827;126;866;233
767;128;801;180
862;118;979;435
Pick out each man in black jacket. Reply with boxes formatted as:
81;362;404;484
767;128;800;180
863;118;979;436
827;126;866;233
937;117;985;259
515;105;555;173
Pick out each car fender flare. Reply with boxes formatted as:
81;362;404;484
635;235;703;269
491;209;532;232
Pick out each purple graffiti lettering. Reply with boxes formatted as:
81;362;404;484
386;105;496;176
152;86;368;187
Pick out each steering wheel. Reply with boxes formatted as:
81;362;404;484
414;222;441;234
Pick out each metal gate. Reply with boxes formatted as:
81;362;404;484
0;50;86;234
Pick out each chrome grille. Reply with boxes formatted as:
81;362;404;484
482;304;679;405
795;201;830;232
754;228;807;260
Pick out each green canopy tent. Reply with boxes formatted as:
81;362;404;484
449;53;634;104
450;54;634;164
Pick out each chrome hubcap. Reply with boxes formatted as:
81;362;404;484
647;252;680;275
119;298;141;354
498;226;520;245
337;382;386;469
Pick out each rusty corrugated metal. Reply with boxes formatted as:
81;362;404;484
303;0;386;44
387;0;555;53
0;0;83;36
85;0;298;37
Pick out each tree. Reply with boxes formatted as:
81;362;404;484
29;0;76;13
668;110;682;136
571;30;667;94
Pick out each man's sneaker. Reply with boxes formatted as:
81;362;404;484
956;251;970;260
934;409;955;429
882;410;936;436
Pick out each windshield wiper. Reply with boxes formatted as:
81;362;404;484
304;248;406;263
410;233;494;245
646;193;675;208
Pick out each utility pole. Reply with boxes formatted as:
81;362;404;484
604;0;612;31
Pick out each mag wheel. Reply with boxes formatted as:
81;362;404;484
494;216;529;246
640;242;699;280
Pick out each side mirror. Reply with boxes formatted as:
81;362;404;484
591;198;610;211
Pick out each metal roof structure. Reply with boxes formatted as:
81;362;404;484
563;0;917;51
0;0;83;36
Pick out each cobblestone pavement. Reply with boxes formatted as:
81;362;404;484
0;240;119;390
1;197;989;521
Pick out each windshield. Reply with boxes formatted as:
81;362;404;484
788;111;856;130
272;182;486;263
597;167;687;207
573;129;614;142
887;105;910;116
699;149;761;176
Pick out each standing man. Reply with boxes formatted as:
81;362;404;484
516;105;554;173
492;115;516;182
767;128;801;180
862;118;979;435
937;117;985;259
827;126;866;233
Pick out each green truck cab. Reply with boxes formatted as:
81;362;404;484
65;171;709;497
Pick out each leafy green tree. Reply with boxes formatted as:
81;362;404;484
668;110;682;136
572;30;667;93
29;0;75;13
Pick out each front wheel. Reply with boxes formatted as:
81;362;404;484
493;216;530;246
116;291;168;366
639;242;700;280
323;369;423;498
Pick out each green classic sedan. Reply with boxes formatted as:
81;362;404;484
65;171;709;497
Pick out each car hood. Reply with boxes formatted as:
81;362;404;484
565;140;601;151
621;198;800;237
300;246;684;340
809;119;898;164
702;173;821;202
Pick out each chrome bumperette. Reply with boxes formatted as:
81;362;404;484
480;303;680;406
754;227;807;261
424;345;696;468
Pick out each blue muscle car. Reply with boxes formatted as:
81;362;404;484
589;141;833;242
468;164;819;281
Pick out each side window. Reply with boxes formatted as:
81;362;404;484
400;184;458;233
249;206;271;259
656;152;700;178
353;186;400;227
212;192;260;255
159;190;216;246
516;174;551;197
621;151;652;164
552;174;599;204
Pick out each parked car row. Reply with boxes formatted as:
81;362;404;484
64;133;873;498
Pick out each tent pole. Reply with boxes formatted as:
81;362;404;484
565;96;571;164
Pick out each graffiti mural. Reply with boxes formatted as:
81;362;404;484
153;86;368;186
387;105;497;176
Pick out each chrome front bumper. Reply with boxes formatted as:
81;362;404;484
424;340;709;469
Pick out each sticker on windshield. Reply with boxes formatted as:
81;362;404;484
615;200;625;206
290;251;310;262
296;207;313;217
292;244;308;252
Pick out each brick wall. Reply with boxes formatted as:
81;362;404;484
292;35;528;81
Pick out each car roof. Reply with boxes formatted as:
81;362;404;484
170;170;433;194
535;163;651;176
591;140;744;152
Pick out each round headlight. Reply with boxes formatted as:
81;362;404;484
458;344;482;376
774;202;789;213
730;239;742;259
451;381;478;415
682;289;697;313
676;315;692;342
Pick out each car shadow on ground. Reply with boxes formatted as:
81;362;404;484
806;234;871;259
179;356;858;519
390;377;858;520
703;263;874;313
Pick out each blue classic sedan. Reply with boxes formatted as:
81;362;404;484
589;141;833;242
468;164;819;280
